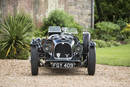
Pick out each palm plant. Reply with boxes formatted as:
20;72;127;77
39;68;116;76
0;13;34;58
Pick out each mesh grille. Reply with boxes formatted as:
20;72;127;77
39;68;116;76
54;43;72;58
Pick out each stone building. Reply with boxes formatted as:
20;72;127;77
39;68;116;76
0;0;94;29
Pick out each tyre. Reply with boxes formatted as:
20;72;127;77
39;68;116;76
87;46;96;75
31;46;39;75
83;32;90;60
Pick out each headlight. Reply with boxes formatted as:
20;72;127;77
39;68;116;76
44;46;51;52
74;45;83;54
43;40;54;53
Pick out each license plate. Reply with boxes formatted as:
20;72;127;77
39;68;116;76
52;63;75;68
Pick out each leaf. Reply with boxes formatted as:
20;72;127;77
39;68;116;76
6;45;11;57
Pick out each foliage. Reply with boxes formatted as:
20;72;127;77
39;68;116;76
94;40;107;48
96;21;120;31
109;41;121;46
94;0;129;41
93;39;121;48
96;44;130;66
124;38;130;44
116;18;127;29
41;10;83;41
90;22;120;41
0;48;29;59
121;24;130;39
0;13;34;59
43;10;74;29
95;0;130;23
33;28;45;38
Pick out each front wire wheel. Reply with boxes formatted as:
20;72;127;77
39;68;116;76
87;46;96;75
31;46;39;75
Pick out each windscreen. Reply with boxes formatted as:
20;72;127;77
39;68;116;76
62;27;78;34
48;26;61;33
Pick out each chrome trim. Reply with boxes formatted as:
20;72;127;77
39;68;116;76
54;57;72;60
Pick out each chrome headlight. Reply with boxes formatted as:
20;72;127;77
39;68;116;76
74;44;83;54
43;40;54;53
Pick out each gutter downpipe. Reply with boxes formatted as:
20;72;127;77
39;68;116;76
91;0;94;29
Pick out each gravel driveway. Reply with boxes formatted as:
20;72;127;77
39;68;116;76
0;59;130;87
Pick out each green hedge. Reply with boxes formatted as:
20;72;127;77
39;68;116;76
89;21;121;41
93;40;121;48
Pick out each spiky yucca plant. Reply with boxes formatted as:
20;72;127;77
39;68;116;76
0;13;34;58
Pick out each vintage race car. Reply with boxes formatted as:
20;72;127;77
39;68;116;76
30;26;96;75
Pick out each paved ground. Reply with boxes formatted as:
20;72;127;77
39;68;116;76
0;59;130;87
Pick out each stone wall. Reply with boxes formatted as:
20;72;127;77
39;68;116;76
0;0;92;28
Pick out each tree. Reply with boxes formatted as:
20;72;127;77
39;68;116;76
95;0;130;23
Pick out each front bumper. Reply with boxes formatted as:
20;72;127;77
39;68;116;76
46;58;81;63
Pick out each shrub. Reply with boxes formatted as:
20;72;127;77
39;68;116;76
0;13;34;59
41;10;83;41
93;39;121;48
116;19;129;41
93;40;107;48
124;38;130;44
121;24;130;39
110;41;121;46
33;28;45;38
106;42;111;47
90;22;120;41
96;22;120;32
116;19;127;29
43;10;74;29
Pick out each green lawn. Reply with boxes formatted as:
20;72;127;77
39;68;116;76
96;44;130;66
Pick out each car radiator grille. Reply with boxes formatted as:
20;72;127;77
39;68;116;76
54;43;72;58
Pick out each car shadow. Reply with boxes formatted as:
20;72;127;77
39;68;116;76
38;67;88;76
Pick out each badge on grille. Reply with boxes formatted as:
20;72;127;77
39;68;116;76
56;53;61;58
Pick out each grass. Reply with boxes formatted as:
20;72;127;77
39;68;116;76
96;44;130;66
